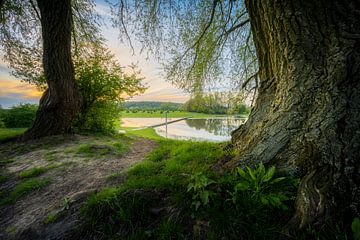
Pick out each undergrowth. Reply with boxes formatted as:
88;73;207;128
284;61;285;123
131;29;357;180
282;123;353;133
80;140;300;239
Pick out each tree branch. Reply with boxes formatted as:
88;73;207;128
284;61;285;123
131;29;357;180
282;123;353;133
119;0;135;55
29;0;41;21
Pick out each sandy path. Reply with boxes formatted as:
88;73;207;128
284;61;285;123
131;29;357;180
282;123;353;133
0;135;156;240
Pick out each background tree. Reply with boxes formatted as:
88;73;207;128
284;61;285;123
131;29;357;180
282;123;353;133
0;0;100;139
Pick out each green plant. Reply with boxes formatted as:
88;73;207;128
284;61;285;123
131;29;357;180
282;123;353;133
0;104;37;128
353;218;360;240
72;44;146;133
231;162;289;209
44;213;59;224
187;173;216;211
61;197;72;211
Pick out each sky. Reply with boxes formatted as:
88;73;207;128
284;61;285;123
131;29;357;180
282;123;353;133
0;1;189;109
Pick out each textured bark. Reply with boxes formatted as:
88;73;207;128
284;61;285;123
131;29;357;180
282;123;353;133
21;0;82;140
232;0;360;231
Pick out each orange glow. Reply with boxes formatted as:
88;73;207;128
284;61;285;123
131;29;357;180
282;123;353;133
0;79;43;100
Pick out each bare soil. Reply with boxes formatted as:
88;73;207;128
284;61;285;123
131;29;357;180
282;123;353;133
0;134;156;240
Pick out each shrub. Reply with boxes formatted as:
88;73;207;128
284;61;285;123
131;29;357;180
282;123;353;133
0;104;37;128
75;101;121;133
72;43;146;133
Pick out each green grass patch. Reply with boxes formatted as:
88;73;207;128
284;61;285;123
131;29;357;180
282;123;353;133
76;141;128;159
122;127;164;140
1;178;50;206
44;213;59;224
81;139;303;239
0;128;26;142
19;166;47;179
44;150;59;162
81;140;228;238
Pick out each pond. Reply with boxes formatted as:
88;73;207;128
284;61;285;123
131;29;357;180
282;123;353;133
121;117;247;142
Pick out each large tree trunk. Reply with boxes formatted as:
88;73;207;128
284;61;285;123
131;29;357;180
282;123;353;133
21;0;82;140
232;0;360;231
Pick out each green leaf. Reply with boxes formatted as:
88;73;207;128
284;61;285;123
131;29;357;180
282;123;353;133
199;191;210;205
195;201;201;211
187;183;194;192
271;177;285;184
263;166;276;182
246;166;256;181
260;196;269;205
237;167;247;179
235;181;249;191
258;162;266;178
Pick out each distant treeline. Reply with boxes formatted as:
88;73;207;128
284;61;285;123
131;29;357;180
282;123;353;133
123;101;182;111
182;93;251;115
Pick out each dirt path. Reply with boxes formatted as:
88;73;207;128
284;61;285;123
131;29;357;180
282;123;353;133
0;135;156;240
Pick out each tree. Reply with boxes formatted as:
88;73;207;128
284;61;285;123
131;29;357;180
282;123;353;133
19;0;82;139
0;0;99;139
110;0;360;232
231;0;360;231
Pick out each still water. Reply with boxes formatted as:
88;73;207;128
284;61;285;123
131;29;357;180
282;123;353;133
121;117;247;142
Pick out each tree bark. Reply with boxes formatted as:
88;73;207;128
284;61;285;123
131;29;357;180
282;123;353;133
21;0;82;140
232;0;360;231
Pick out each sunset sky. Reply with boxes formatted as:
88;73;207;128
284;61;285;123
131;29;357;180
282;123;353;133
0;1;189;108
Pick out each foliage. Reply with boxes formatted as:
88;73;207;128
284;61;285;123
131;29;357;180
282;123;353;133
182;92;251;115
75;101;121;133
187;173;216;211
120;110;225;118
72;43;146;133
231;163;291;210
183;94;227;114
81;140;224;238
110;0;257;94
0;104;37;128
81;140;298;239
0;0;102;88
124;101;182;111
353;218;360;240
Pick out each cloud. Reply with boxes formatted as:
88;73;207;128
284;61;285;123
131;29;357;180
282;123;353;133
0;78;42;101
0;1;189;107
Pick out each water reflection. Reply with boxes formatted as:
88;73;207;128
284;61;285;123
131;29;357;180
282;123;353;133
185;118;246;136
122;117;247;142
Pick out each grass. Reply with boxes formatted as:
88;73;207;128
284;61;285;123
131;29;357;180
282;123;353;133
19;166;47;179
0;128;26;142
121;110;248;118
75;141;129;158
1;178;50;206
122;127;165;140
81;140;227;238
44;213;59;224
80;139;305;239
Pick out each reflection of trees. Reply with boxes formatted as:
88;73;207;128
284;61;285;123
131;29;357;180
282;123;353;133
185;118;246;136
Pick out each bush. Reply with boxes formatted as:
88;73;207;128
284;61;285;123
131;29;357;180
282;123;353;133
72;43;145;133
74;101;121;133
0;104;37;128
